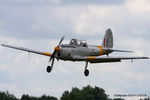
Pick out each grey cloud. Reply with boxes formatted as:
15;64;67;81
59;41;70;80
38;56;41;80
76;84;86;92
0;0;126;5
0;0;140;40
0;5;75;39
0;0;150;41
61;0;126;5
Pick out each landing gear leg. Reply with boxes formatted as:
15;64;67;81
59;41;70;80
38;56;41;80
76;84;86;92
46;58;55;73
84;61;89;76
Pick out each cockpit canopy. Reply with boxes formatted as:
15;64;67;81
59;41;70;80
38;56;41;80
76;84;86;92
69;39;87;47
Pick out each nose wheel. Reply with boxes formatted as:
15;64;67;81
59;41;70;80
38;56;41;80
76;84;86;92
84;61;89;76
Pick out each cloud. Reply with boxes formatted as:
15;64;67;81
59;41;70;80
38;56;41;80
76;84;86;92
127;0;150;15
0;0;150;40
60;0;125;5
0;0;61;5
0;5;76;39
0;0;150;99
0;0;126;39
0;0;125;5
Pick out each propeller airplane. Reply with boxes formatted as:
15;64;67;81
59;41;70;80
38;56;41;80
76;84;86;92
1;28;149;76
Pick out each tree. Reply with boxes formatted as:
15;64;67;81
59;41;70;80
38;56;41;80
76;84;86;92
0;91;18;100
40;95;58;100
20;94;37;100
113;98;125;100
61;85;109;100
20;94;58;100
0;85;124;100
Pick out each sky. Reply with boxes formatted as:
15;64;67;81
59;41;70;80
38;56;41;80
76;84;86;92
0;0;150;99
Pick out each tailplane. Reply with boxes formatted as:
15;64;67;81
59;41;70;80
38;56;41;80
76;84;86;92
102;28;113;48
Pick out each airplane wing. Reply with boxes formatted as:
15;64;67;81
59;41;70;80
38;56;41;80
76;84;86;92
1;44;52;57
73;56;149;63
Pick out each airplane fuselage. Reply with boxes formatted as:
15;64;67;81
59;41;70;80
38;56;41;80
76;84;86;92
56;44;105;61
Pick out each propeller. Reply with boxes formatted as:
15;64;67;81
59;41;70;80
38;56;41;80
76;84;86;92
49;36;64;63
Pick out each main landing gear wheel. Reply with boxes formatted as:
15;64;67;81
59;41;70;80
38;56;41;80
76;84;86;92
84;69;89;76
47;66;52;73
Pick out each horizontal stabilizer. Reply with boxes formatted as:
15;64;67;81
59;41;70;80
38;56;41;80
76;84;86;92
110;49;133;52
103;48;133;54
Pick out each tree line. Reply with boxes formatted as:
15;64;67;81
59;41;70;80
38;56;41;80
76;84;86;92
0;85;149;100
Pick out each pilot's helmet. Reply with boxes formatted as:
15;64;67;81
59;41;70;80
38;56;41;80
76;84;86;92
70;39;77;45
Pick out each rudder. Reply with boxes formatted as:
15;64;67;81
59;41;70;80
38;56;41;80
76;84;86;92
102;28;113;48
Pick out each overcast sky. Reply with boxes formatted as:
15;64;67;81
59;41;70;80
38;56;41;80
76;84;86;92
0;0;150;99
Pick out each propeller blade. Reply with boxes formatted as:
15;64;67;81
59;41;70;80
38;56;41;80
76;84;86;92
58;36;65;46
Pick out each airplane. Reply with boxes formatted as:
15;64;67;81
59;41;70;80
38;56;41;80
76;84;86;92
1;28;149;76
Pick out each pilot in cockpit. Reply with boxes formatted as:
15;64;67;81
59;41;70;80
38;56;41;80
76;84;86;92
80;40;87;47
70;39;87;47
70;39;77;45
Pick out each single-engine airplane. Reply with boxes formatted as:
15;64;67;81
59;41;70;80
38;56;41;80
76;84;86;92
1;28;149;76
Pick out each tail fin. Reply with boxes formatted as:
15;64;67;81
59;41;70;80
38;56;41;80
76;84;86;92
102;28;113;48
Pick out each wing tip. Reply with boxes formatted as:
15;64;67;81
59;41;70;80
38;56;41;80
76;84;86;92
143;57;149;59
1;44;8;47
